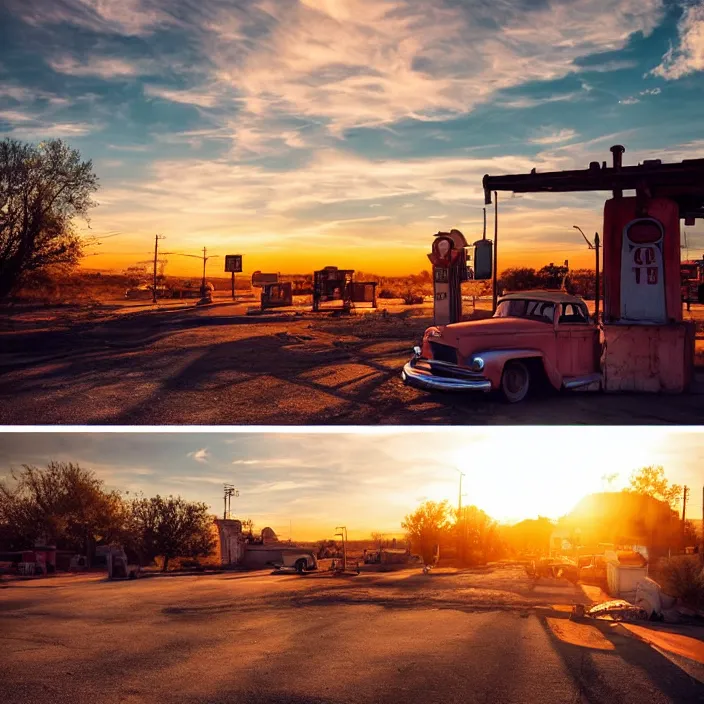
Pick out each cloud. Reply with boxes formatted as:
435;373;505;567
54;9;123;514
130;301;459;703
651;2;704;79
232;458;309;467
49;56;145;79
143;84;223;108
247;480;324;494
197;0;664;139
640;87;662;95
529;128;578;145
187;448;210;463
6;0;174;37
0;110;34;123
619;97;641;104
3;120;96;137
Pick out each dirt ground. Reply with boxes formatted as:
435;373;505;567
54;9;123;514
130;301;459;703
2;565;702;704
0;297;703;425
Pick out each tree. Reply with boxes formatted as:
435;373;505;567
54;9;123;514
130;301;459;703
370;531;384;548
455;505;502;564
536;262;569;289
0;138;98;299
0;462;125;561
498;267;538;292
127;495;215;572
627;466;682;509
501;516;554;556
401;500;452;564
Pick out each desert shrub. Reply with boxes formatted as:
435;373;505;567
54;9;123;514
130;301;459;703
658;555;704;608
402;288;424;305
378;288;396;299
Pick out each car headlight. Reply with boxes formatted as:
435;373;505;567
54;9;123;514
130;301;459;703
468;356;484;372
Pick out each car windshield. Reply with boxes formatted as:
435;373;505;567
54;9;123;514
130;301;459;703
493;299;555;323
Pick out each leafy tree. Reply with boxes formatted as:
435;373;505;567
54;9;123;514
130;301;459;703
455;505;501;564
0;138;98;299
401;500;452;564
498;267;538;292
127;495;215;572
0;462;125;561
536;262;569;289
568;269;599;299
627;465;682;509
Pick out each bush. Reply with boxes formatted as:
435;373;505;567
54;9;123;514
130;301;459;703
402;289;424;305
658;555;704;608
378;288;396;299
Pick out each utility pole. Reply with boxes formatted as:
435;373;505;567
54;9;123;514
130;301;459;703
492;192;499;312
153;234;165;303
223;484;238;520
573;226;600;321
700;484;704;565
335;526;348;571
594;232;600;323
456;469;466;563
682;485;689;550
201;247;208;298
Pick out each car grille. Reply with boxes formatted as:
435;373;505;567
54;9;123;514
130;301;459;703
429;342;458;364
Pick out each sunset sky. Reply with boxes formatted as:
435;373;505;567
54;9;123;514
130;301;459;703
0;429;701;540
1;1;704;276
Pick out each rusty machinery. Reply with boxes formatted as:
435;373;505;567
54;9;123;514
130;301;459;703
312;266;377;312
482;145;702;392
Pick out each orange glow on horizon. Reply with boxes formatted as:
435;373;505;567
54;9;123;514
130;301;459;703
81;244;596;279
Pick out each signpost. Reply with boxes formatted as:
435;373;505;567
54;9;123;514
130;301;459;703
225;255;243;300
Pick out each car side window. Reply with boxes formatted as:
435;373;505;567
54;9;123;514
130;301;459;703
560;303;589;324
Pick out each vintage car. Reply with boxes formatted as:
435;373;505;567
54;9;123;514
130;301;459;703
272;550;319;574
401;290;602;402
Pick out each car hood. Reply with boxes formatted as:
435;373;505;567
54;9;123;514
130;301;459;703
442;317;553;337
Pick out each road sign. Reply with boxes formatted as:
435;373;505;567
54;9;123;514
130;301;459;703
225;255;242;273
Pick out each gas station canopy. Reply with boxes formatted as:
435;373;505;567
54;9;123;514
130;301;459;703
483;145;704;223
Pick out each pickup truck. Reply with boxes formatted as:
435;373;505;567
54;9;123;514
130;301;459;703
402;290;601;403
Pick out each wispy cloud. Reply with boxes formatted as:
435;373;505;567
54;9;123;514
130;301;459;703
188;448;210;463
232;458;308;467
7;0;174;37
143;84;223;108
651;2;704;79
49;56;146;79
529;128;578;145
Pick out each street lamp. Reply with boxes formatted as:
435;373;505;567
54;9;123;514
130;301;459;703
573;225;601;322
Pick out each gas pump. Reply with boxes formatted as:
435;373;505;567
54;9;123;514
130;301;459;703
483;145;700;393
428;229;470;326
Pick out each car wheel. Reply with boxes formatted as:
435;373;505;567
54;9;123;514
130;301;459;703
501;361;531;403
295;559;307;574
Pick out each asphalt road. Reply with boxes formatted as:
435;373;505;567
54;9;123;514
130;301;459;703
1;567;703;703
1;302;703;425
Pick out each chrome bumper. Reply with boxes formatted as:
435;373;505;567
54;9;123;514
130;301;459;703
401;358;492;393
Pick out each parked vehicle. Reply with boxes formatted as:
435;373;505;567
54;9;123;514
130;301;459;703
273;551;318;574
402;290;601;403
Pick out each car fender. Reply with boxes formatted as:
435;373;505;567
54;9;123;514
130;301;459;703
472;349;561;389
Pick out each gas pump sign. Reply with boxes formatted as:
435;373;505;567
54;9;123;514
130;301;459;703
620;218;666;323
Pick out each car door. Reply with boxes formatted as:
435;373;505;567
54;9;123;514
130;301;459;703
555;303;599;377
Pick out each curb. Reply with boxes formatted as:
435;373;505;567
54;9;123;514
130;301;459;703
611;622;704;670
